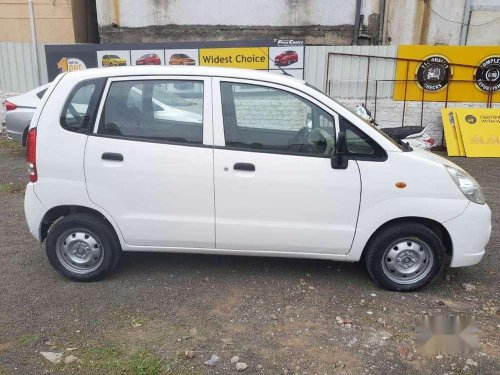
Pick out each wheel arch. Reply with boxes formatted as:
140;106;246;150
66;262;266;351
359;216;453;261
40;205;121;244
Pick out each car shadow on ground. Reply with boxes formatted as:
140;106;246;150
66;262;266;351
115;251;371;282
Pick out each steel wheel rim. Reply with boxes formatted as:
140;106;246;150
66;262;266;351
55;229;104;274
381;238;434;285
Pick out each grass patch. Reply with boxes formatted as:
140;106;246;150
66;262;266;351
17;334;39;347
75;346;201;375
0;139;24;155
0;182;25;194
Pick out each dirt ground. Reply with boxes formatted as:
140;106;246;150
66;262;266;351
0;137;498;375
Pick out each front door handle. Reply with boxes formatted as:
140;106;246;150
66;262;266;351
234;162;255;171
102;152;123;161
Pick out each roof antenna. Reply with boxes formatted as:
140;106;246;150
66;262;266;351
258;47;293;77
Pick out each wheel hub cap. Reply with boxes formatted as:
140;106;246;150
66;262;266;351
381;239;434;284
56;230;104;274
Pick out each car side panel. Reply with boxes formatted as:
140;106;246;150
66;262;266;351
5;109;34;144
346;151;469;261
32;75;105;229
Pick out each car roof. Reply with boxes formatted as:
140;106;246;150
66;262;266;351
61;66;306;86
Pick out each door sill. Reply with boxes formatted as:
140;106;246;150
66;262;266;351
121;246;351;262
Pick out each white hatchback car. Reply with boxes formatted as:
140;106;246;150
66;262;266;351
24;66;491;291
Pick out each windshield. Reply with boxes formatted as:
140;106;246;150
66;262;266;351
109;55;120;59
305;82;410;151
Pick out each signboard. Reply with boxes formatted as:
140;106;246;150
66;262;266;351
442;108;500;157
45;39;305;81
394;46;500;103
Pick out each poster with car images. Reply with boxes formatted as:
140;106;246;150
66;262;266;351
269;46;304;70
96;50;131;67
45;40;305;81
165;49;199;66
131;50;165;66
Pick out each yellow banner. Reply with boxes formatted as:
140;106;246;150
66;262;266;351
443;108;500;157
394;45;500;103
199;47;269;69
455;108;500;157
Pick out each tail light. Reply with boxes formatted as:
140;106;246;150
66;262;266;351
26;128;37;182
424;137;435;146
5;101;17;111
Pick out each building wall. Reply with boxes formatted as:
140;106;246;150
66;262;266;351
0;0;76;43
0;0;99;44
96;0;366;44
384;0;500;46
97;0;356;27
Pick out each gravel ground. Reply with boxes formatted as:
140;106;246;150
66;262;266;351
0;138;498;375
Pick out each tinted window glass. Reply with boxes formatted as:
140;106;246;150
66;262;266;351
36;89;47;99
99;80;203;144
339;116;386;159
61;81;99;133
221;82;335;156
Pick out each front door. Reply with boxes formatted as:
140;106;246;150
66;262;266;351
212;79;361;255
84;76;215;248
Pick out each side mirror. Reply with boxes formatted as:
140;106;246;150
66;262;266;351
331;131;348;169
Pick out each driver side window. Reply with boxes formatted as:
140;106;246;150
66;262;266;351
220;82;335;156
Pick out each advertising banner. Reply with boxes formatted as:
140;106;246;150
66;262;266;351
442;108;500;157
394;46;500;103
45;39;305;81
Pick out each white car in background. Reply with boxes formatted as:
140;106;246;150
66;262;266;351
24;66;491;291
4;84;49;145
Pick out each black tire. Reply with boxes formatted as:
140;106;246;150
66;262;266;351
46;213;121;281
364;222;445;292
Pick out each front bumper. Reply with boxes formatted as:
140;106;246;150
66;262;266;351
443;202;492;267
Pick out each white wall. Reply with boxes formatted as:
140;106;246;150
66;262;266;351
466;10;500;45
97;0;357;27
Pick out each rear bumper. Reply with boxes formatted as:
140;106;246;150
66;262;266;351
24;183;46;242
443;202;491;267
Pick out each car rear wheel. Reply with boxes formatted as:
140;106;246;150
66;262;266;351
364;222;445;291
46;213;121;281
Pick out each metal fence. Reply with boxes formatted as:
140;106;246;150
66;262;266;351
304;45;398;98
0;42;47;93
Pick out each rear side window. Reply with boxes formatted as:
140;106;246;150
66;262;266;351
98;80;204;144
36;89;47;99
61;79;105;133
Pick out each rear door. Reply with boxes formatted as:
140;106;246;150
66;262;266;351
84;76;215;248
212;78;362;255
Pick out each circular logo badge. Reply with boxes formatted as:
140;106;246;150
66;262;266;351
465;115;477;124
416;55;451;91
475;56;500;92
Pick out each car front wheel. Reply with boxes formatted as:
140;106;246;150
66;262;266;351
364;222;445;291
46;213;121;281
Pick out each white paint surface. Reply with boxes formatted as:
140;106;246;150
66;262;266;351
96;0;357;27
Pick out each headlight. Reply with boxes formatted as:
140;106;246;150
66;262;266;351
445;166;485;205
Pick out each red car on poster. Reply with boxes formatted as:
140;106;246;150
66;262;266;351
274;50;299;66
136;53;161;65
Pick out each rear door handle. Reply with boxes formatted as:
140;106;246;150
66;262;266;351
234;162;255;171
102;152;123;161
